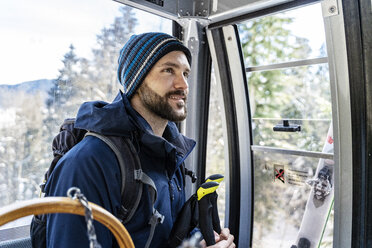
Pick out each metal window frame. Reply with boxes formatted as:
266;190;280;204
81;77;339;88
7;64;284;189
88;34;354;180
207;25;254;247
206;1;353;247
245;57;328;72
0;225;31;241
174;20;213;195
340;0;372;246
320;0;354;247
251;145;334;159
208;0;320;29
113;0;307;24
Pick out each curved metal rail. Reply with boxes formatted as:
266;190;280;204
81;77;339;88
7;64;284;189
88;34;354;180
0;197;134;248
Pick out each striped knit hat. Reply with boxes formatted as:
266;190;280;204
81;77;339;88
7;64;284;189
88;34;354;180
117;32;192;98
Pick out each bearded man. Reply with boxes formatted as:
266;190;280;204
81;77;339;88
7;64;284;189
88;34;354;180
44;32;234;248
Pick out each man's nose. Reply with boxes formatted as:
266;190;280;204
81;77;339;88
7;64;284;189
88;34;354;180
174;73;189;90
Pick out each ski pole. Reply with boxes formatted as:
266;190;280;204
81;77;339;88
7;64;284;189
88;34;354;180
197;181;220;246
205;174;224;234
205;174;224;184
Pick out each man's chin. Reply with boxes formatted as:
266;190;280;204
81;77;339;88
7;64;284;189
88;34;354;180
171;116;187;122
169;109;187;122
174;107;186;115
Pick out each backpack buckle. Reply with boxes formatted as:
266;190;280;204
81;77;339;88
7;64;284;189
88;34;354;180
134;169;143;181
39;180;46;195
149;209;165;225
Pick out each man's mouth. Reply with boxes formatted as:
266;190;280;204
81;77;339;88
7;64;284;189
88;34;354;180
167;91;187;106
169;95;185;100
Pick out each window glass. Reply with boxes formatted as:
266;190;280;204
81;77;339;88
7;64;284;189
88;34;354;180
206;65;226;227
249;63;331;151
239;3;326;67
0;0;171;218
252;151;334;247
238;3;334;247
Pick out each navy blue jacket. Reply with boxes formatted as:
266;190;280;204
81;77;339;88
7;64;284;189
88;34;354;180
45;92;196;248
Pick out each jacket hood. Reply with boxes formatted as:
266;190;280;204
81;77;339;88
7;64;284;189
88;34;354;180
74;92;137;137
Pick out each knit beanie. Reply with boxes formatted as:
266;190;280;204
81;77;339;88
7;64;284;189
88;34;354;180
117;32;192;98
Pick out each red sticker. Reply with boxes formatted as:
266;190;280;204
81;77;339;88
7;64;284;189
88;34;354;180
327;135;334;144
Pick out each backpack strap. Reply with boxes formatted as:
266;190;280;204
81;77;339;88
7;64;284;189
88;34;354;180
85;132;164;248
133;169;165;248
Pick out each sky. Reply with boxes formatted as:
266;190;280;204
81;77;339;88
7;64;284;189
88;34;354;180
0;0;172;85
0;1;324;85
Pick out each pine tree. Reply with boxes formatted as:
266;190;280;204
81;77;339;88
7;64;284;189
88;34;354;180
239;16;311;119
0;92;46;205
91;6;137;101
47;45;81;117
44;5;138;133
37;6;139;205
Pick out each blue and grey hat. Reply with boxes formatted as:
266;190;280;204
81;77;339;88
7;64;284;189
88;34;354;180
117;32;192;98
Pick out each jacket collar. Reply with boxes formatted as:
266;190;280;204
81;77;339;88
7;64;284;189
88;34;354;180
75;91;196;166
122;91;196;169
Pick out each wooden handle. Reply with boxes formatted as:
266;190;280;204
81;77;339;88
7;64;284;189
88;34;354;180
0;197;134;248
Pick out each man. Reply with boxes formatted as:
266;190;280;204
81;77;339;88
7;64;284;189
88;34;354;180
45;32;234;248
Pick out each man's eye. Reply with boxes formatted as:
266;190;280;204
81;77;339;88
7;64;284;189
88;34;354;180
183;72;190;78
164;68;173;73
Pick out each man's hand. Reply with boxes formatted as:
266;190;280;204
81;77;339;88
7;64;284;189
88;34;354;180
200;228;235;248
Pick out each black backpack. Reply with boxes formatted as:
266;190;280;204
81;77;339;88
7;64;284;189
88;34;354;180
30;118;163;248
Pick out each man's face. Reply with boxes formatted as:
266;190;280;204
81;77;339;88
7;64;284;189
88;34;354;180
137;50;191;122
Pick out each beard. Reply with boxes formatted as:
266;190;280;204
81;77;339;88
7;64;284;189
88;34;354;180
137;83;187;122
